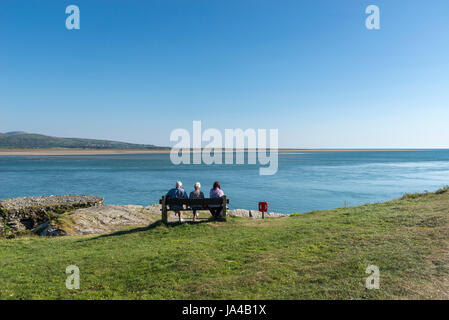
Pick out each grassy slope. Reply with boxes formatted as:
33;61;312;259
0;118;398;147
1;189;449;300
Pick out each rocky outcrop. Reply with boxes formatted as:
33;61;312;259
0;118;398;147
31;221;66;237
61;205;161;235
0;195;103;236
228;209;285;219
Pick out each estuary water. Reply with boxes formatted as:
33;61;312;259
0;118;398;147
1;150;449;213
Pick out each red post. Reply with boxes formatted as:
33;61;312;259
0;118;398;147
258;201;268;219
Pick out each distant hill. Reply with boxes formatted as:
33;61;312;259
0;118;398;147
0;132;165;149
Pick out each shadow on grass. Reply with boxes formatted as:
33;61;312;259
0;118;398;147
80;221;162;242
82;218;220;242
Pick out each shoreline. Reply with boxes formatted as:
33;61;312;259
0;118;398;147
0;148;431;156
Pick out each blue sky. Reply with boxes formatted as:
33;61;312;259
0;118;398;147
1;0;448;148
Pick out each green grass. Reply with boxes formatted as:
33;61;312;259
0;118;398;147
2;188;449;299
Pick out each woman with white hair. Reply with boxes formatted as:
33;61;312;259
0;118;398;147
189;182;204;221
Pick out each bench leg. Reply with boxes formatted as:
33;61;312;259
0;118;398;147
161;196;168;224
222;196;227;221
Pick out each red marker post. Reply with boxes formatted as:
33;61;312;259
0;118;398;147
258;201;268;219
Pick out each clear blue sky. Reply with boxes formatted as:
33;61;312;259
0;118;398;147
1;0;448;148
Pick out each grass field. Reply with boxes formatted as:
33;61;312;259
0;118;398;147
1;188;449;300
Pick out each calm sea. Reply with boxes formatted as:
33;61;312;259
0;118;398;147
1;150;449;213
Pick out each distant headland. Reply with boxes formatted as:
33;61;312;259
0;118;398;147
0;131;168;152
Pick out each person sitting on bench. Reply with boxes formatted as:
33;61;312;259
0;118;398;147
189;182;204;222
209;181;225;219
166;181;188;222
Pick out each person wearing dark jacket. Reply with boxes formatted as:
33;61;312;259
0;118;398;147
166;181;188;222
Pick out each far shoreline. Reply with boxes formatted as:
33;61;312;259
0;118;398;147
0;148;171;156
0;148;436;156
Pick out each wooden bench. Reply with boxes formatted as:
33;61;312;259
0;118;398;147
159;195;229;224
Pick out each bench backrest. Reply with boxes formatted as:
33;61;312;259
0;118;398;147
163;198;229;206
